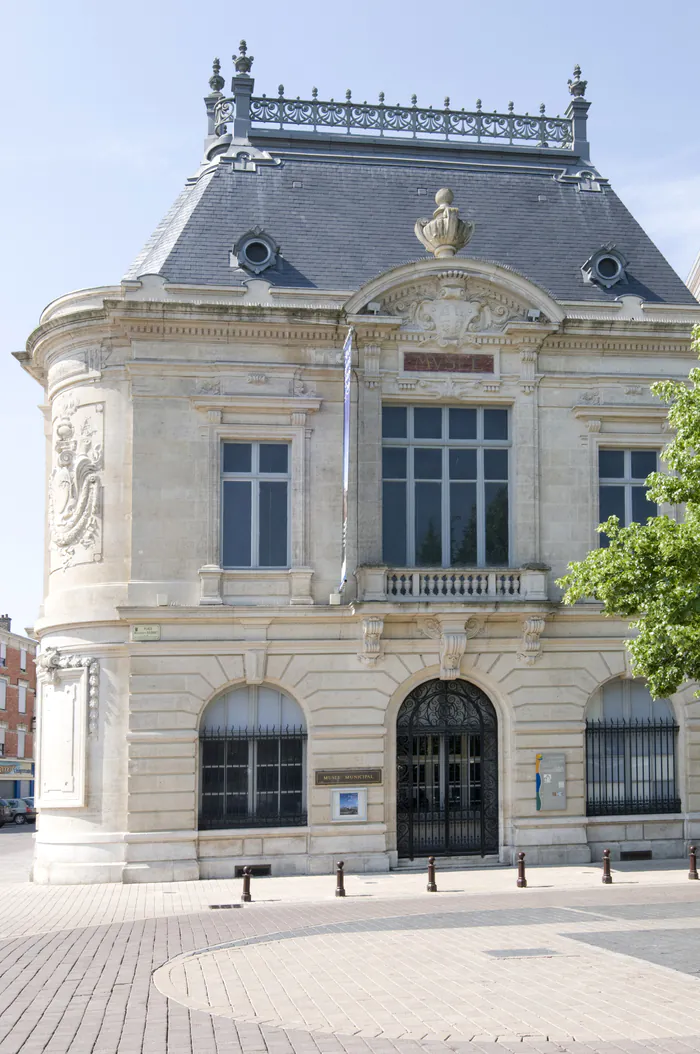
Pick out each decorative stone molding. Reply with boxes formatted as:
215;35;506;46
517;617;546;666
289;568;314;606
414;188;474;258
198;565;224;605
417;616;483;679
247;373;268;384
358;616;384;666
244;649;268;685
363;343;381;388
197;379;221;395
49;399;103;572
291;369;316;397
379;272;530;349
37;647;100;734
519;346;538;394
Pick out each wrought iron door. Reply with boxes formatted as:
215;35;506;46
396;679;498;859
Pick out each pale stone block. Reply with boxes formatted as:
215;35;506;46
643;820;684;840
262;835;307;854
243;838;263;854
129;774;196;794
128;791;194;812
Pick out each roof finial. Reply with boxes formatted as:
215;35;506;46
234;39;254;76
414;188;474;258
209;57;225;94
568;64;587;98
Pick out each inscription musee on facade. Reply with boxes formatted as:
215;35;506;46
404;352;494;374
315;768;382;786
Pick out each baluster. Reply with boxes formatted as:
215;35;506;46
411;94;418;138
412;572;420;597
378;91;385;137
345;89;352;134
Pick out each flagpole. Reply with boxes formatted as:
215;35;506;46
338;326;355;595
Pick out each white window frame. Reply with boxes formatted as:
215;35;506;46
16;730;25;759
19;649;26;672
382;404;511;568
0;642;6;667
220;441;291;569
599;448;658;536
18;682;27;715
0;679;6;710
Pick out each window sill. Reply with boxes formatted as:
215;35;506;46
198;565;313;606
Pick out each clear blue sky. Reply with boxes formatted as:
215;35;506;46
2;1;699;633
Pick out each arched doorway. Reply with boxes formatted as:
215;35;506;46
396;679;498;859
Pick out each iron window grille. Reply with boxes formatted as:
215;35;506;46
585;719;680;816
382;405;510;568
199;726;307;829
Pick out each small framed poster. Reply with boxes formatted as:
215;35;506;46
330;787;368;823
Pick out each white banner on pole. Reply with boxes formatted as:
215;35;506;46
338;326;354;592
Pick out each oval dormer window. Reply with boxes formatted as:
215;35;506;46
232;228;280;275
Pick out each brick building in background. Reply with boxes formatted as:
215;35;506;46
0;615;36;798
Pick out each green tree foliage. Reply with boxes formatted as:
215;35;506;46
558;329;700;698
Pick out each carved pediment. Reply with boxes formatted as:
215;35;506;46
379;272;531;347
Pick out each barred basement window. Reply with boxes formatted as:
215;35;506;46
382;405;510;568
198;685;307;830
585;679;680;816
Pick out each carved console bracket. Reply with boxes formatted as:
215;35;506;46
359;616;384;666
244;648;268;685
363;344;382;389
37;647;100;734
517;617;546;666
419;615;483;680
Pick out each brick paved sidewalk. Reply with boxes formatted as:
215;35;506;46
0;862;698;1054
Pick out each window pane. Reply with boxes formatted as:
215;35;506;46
485;482;508;564
449;407;477;440
631;450;657;480
484;449;508;480
382;405;407;438
413;406;442;439
601;680;624;721
599;449;624;479
259;444;288;473
450;482;477;564
223;443;252;473
599;485;625;525
415;482;442;564
222;481;251;566
382;447;407;479
483;408;508;440
383;481;407;564
414;447;442;479
449;448;476;480
631;486;657;524
259;481;288;566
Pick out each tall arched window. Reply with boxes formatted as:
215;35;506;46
585;678;680;816
199;685;307;829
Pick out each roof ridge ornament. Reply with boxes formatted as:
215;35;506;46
209;58;225;94
414;189;474;258
234;40;254;76
568;64;587;98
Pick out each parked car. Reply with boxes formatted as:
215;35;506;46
0;800;12;827
6;799;35;825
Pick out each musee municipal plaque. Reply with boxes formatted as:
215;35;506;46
315;768;382;786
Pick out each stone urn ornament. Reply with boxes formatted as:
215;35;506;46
414;188;474;258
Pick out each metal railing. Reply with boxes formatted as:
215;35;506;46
216;92;572;147
198;726;307;830
585;720;681;816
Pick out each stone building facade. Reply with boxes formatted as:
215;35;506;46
16;48;700;883
0;615;36;798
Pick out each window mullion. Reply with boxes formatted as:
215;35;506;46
477;446;485;566
407;437;415;565
442;444;449;568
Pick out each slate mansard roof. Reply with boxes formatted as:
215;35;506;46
125;54;696;306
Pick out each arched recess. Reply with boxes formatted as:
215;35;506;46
584;677;680;817
198;683;307;831
396;678;498;860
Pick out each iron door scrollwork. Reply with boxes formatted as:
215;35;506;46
396;678;498;859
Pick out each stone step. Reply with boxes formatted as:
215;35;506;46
394;854;503;872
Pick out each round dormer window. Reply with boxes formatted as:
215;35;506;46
595;255;622;282
232;228;280;275
242;240;271;267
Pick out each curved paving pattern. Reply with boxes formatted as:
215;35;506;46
154;907;700;1044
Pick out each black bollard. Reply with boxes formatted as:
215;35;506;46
335;860;345;897
602;848;612;884
241;865;252;903
516;851;527;888
427;856;437;893
689;846;699;881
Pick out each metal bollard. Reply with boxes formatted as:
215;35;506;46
689;846;699;880
335;860;346;897
602;848;612;884
241;865;252;903
516;851;527;888
427;855;437;893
